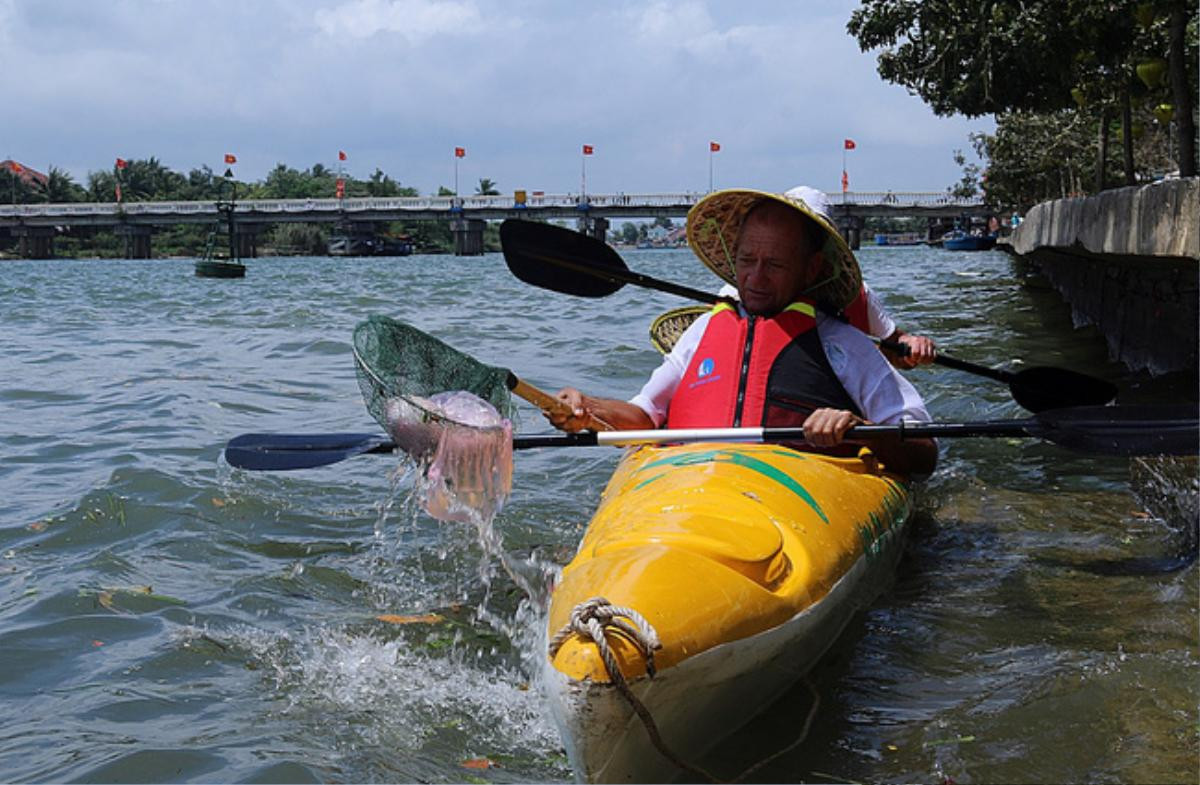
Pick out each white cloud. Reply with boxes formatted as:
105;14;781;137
313;0;483;40
0;0;992;193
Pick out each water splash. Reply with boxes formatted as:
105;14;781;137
179;623;568;778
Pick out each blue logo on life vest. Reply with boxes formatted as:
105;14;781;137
688;357;720;389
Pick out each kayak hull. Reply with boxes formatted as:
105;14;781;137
543;443;911;783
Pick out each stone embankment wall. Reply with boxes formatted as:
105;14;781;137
1009;178;1199;375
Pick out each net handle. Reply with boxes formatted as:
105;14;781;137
510;377;613;431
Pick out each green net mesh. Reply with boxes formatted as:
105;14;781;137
353;315;517;432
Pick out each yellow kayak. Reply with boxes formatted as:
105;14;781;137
544;442;911;782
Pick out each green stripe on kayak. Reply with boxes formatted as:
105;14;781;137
635;449;828;524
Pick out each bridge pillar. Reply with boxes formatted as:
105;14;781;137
577;216;609;244
451;218;485;256
927;217;954;241
835;215;864;251
116;224;154;259
13;226;55;259
234;223;264;259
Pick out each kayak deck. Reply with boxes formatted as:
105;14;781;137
543;442;911;781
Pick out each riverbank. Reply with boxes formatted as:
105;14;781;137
1008;177;1200;375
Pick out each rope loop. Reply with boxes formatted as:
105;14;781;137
549;596;662;678
548;597;722;782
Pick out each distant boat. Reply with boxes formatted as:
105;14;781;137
328;234;414;256
941;229;997;251
874;232;925;246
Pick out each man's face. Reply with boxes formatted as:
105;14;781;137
733;203;820;316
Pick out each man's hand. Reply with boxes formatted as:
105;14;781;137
546;388;655;433
547;387;592;433
802;407;865;447
888;332;936;369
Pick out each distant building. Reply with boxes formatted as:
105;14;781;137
1;160;49;189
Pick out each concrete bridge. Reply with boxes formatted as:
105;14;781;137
0;191;988;258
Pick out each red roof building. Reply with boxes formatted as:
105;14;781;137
1;160;49;188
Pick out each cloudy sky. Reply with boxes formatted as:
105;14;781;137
0;0;993;197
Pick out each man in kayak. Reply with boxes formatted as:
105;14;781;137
547;186;939;478
720;186;937;369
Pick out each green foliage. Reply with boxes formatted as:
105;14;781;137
975;107;1178;211
847;0;1138;117
850;0;1197;185
949;149;982;200
0;169;42;204
366;168;417;197
267;223;329;255
475;178;499;195
44;167;86;202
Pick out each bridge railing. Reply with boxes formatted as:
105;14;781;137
833;191;981;207
0;191;982;219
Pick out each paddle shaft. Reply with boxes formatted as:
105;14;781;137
877;339;1014;382
223;405;1200;470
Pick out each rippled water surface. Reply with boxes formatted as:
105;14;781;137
1;246;1196;783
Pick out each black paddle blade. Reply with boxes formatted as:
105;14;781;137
225;433;393;471
1037;404;1199;456
1010;366;1118;413
500;219;628;297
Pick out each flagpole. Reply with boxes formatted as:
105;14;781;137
581;151;586;198
709;149;713;193
454;154;459;196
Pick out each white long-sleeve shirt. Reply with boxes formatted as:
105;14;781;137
629;305;930;428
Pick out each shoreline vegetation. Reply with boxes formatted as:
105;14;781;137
0;155;942;260
0;161;510;258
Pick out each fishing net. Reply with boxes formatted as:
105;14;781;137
354;315;517;431
353;316;516;523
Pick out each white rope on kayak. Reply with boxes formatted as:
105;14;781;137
549;596;722;783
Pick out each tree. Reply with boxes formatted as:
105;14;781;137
0;168;38;204
476;178;499;195
948;149;981;199
41;167;85;202
366;168;417;197
86;170;118;202
971;112;1098;210
848;0;1196;178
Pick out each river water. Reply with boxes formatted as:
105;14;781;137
0;244;1195;783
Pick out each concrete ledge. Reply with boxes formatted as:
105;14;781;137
1008;178;1199;376
1012;178;1199;260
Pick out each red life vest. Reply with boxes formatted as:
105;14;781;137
665;300;861;440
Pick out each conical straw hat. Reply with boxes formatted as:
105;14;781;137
685;186;862;311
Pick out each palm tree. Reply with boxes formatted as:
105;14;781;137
43;167;83;202
476;178;499;195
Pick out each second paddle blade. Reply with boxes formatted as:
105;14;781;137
1010;366;1118;413
1037;403;1199;456
500;219;627;297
